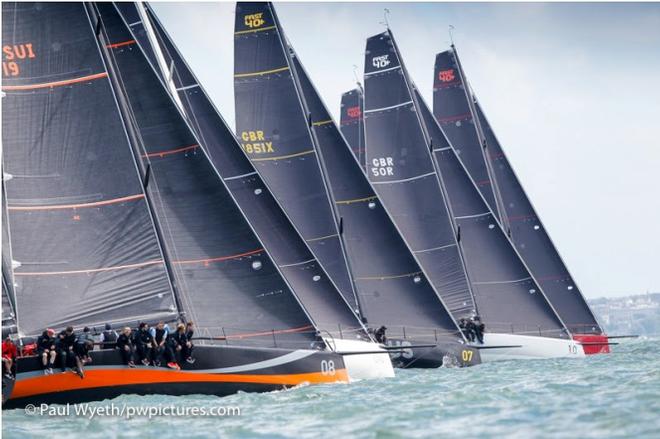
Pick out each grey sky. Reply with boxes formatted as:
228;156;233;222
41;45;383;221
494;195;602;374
152;2;660;298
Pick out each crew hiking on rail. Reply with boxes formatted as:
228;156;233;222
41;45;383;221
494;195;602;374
18;321;196;377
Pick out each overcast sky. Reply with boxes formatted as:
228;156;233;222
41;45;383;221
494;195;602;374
152;2;660;299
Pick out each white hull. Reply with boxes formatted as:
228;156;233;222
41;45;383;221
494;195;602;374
474;333;586;362
326;338;395;381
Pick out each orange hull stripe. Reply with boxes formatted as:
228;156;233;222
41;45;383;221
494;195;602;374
2;72;108;91
8;194;145;211
106;40;136;49
11;368;349;399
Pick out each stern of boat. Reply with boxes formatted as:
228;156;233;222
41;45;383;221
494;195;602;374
572;334;610;355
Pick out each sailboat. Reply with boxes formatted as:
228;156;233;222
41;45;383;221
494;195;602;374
362;29;586;360
112;1;393;378
433;47;608;354
233;2;479;368
1;2;373;409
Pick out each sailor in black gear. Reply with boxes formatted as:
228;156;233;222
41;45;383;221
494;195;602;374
100;323;118;350
465;319;476;342
184;322;195;363
116;327;135;367
36;329;57;375
75;329;94;363
73;338;94;378
459;318;470;340
134;323;155;366
56;326;76;372
172;324;192;365
472;316;485;344
374;326;387;344
149;321;173;367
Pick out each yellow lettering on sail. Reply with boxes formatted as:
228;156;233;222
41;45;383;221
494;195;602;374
244;13;265;29
240;130;274;155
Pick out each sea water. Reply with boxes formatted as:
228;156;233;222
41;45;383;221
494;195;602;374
2;337;658;438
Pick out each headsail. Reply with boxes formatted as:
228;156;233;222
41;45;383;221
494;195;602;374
115;2;368;339
233;2;359;311
289;50;461;339
1;2;178;336
364;30;567;337
434;48;602;335
339;88;366;171
93;2;318;347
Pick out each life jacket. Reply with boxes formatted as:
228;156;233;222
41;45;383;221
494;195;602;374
101;330;117;348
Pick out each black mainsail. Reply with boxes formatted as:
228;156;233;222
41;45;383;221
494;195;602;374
2;2;178;336
288;50;462;342
233;2;360;312
113;2;368;339
433;48;602;335
94;2;317;347
364;30;567;337
339;88;366;171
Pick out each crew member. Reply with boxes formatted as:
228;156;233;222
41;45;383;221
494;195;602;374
465;319;476;343
173;323;194;365
134;323;155;366
149;321;173;367
116;327;135;367
458;318;470;341
2;334;17;378
472;316;485;344
36;329;57;375
75;328;94;364
374;326;387;344
100;323;118;350
184;322;195;364
56;326;76;372
73;338;94;378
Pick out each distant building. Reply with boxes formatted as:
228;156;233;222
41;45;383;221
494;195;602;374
588;293;660;336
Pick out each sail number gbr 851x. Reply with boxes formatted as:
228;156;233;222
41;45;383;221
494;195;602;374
240;130;274;155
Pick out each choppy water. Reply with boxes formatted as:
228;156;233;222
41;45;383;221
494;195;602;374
3;338;659;438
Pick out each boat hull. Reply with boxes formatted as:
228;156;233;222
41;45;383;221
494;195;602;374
572;334;611;355
4;344;348;409
385;338;481;368
473;333;586;362
327;339;395;380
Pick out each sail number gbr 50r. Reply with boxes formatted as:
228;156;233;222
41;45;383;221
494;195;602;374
370;157;394;177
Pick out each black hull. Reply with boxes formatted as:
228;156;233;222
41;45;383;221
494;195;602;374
4;344;348;410
385;338;480;368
